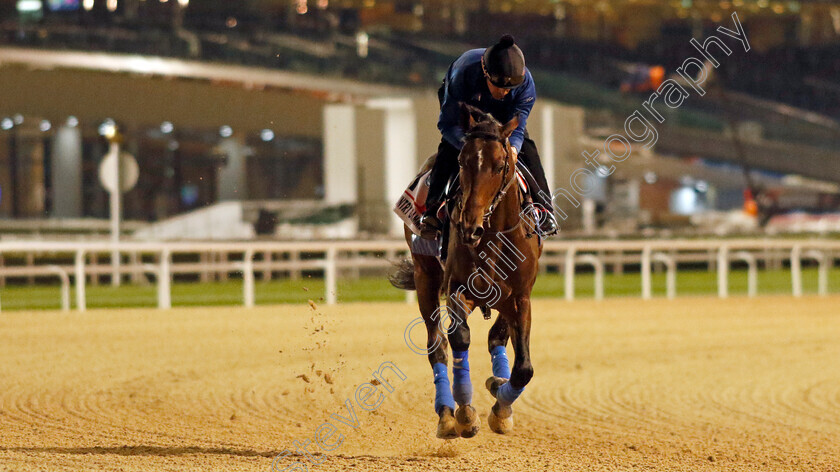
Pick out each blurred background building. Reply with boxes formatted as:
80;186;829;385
1;0;840;239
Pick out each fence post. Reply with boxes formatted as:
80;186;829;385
130;251;143;284
47;265;71;312
325;248;337;305
199;252;210;283
819;252;829;297
75;250;87;312
805;249;828;297
243;249;255;308
26;253;35;285
158;249;172;309
290;250;301;280
219;251;229;281
717;246;729;298
594;256;604;301
564;246;576;301
791;245;802;298
263;251;272;281
641;245;652;300
733;251;758;297
652;252;676;299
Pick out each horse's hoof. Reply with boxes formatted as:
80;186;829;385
485;376;508;397
455;405;480;438
436;407;459;440
487;406;514;434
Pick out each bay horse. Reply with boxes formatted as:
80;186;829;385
391;104;542;438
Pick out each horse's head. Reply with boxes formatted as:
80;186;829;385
456;103;519;247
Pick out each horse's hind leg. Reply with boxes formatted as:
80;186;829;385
485;314;515;433
447;291;479;438
487;314;511;379
489;300;534;434
413;254;458;439
486;299;533;434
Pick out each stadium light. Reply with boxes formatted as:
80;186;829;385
178;0;188;6
107;0;117;12
99;119;117;138
16;0;43;13
356;32;369;58
83;0;93;11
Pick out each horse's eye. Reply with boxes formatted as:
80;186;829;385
494;165;504;174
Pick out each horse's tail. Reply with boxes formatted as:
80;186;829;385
388;258;416;291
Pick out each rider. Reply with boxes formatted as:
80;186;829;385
419;34;559;238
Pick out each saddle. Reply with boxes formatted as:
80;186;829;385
393;160;535;261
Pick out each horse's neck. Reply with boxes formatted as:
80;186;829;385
487;173;523;235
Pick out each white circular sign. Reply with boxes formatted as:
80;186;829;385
99;150;139;194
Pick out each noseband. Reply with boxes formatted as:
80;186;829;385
457;131;518;227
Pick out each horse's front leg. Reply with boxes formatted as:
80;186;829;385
447;288;479;438
486;297;533;434
413;255;458;439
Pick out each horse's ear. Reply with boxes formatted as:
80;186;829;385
460;102;482;130
500;114;520;139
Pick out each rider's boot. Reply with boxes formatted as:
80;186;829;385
518;163;559;236
420;203;444;240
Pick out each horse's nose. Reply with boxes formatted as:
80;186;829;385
462;225;484;245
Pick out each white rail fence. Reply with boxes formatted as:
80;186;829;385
0;239;837;311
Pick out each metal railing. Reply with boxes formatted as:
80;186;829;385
0;238;837;312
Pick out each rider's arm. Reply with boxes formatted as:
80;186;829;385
438;63;468;150
509;70;536;153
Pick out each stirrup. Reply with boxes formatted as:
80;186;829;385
419;214;443;240
536;210;559;237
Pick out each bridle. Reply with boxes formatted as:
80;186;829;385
457;130;519;230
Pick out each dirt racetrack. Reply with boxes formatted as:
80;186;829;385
1;296;839;471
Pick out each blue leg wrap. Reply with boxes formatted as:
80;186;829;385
496;382;525;407
432;363;455;414
490;345;511;379
451;350;472;406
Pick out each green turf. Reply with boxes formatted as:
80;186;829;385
1;267;838;311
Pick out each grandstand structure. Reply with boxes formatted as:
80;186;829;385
0;0;839;242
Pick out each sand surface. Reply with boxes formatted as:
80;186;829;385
0;296;838;471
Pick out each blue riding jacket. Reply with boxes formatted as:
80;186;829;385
438;48;536;153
